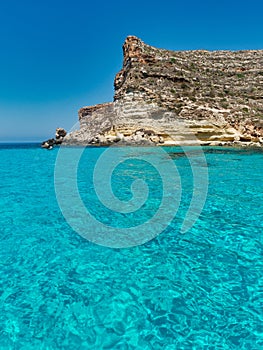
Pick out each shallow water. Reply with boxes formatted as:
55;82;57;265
0;144;262;349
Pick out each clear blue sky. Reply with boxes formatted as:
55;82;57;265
0;0;262;141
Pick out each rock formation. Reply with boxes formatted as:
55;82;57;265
63;36;263;146
42;128;67;149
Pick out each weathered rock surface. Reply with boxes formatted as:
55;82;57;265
63;36;263;146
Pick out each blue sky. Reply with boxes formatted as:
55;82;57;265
0;0;262;141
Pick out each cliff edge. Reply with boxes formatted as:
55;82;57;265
64;36;263;146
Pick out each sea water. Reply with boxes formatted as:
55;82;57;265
0;144;262;349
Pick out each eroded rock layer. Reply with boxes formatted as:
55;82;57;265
64;36;263;146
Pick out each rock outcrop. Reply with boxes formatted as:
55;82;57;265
64;36;263;146
42;128;67;149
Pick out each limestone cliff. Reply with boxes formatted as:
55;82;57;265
64;36;263;146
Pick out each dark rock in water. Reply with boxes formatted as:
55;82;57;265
41;138;55;149
41;128;67;149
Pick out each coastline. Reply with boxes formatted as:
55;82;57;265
57;142;263;150
43;36;263;150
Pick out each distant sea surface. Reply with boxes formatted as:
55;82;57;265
0;143;262;349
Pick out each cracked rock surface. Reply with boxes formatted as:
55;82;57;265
64;36;263;147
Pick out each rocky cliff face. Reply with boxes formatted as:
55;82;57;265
64;36;263;146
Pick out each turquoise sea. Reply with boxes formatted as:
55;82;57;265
0;144;262;349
